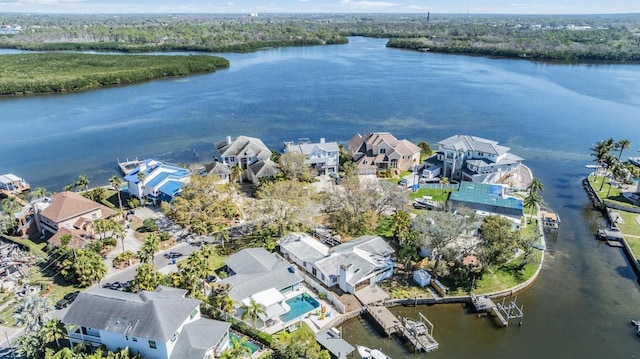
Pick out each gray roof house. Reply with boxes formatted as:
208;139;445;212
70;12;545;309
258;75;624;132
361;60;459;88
279;233;395;294
434;135;523;183
214;135;275;184
220;248;303;328
62;287;230;359
247;159;280;185
202;161;232;184
284;138;340;176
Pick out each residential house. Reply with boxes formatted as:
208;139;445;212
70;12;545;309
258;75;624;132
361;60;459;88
448;181;524;220
0;173;30;195
284;138;340;176
201;162;231;184
348;133;420;175
435;135;523;183
219;248;303;328
247;159;280;185
124;160;191;203
62;286;230;359
279;233;395;294
32;192;117;248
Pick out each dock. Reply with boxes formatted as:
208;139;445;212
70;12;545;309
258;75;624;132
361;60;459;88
117;159;144;175
470;294;524;328
365;306;438;352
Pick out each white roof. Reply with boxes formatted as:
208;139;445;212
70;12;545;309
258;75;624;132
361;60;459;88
243;287;285;308
0;174;21;183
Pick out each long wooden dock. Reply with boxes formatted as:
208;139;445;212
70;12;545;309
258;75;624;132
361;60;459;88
365;306;439;352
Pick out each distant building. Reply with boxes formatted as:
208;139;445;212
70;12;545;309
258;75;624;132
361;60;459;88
284;138;340;176
434;135;523;183
62;287;230;359
124;159;190;203
348;132;420;175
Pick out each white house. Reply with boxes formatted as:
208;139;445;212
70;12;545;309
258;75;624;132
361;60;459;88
348;132;421;175
124;160;191;203
219;248;304;328
435;135;523;183
214;136;276;184
284;138;340;176
62;287;230;359
279;233;395;294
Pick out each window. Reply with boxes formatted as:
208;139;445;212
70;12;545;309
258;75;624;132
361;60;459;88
132;337;137;342
92;213;98;219
190;309;198;319
380;148;386;154
149;340;157;349
312;267;317;276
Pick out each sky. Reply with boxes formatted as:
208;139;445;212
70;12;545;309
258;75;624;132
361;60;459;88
0;0;639;15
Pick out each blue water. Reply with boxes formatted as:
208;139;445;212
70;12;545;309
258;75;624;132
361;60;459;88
280;294;320;323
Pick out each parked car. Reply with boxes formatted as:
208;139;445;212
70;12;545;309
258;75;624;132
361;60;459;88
56;291;80;309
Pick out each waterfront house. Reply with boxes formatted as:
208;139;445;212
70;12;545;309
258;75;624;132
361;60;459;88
348;133;420;175
279;233;395;294
214;136;272;182
434;135;523;183
448;181;524;220
32;191;117;248
247;159;280;185
284;138;340;176
201;162;231;184
124;159;190;203
0;173;30;195
219;248;304;328
62;286;230;359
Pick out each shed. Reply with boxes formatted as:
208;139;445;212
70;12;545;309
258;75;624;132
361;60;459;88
413;270;432;288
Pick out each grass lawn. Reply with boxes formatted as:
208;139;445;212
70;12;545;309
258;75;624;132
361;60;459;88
616;211;640;257
589;176;636;206
409;188;451;203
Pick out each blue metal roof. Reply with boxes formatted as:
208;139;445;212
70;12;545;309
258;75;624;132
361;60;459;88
159;180;184;197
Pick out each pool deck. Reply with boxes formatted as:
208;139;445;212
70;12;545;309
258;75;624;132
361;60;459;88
262;286;342;335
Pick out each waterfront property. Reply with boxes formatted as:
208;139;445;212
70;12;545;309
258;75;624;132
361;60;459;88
0;173;30;195
219;248;304;329
62;286;231;359
279;233;395;294
32;191;117;248
433;135;523;183
448;181;524;220
124;159;190;203
284;138;340;176
214;135;276;184
348;132;421;175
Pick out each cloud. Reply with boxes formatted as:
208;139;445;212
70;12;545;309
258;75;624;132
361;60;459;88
340;0;398;9
299;0;310;2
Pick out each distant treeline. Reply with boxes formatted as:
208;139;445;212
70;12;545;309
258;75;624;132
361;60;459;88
0;13;639;62
0;53;229;95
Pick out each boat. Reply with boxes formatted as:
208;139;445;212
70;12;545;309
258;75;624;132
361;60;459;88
631;320;640;336
357;345;391;359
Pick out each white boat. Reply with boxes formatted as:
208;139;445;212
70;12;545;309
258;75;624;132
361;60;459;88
357;345;391;359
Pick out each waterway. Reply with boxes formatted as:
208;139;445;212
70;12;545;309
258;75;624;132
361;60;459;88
1;37;640;358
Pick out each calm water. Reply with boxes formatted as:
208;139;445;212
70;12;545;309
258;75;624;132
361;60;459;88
2;37;640;358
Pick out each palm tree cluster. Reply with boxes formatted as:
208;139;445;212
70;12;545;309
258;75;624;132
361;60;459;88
63;175;90;192
590;138;636;197
524;178;545;225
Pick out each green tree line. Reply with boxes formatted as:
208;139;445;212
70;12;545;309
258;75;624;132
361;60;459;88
0;53;229;95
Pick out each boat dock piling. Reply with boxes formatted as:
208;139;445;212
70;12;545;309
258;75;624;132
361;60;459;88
365;306;438;352
471;294;524;327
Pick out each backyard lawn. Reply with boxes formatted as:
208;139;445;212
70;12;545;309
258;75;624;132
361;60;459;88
615;211;640;258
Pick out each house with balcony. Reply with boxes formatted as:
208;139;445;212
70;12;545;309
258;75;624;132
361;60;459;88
348;133;420;175
62;286;230;359
434;135;523;183
219;248;304;329
284;138;340;176
279;233;395;294
32;191;117;248
124;160;190;203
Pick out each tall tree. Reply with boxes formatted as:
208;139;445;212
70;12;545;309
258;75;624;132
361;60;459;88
392;210;412;242
254;179;313;236
110;175;124;210
39;319;67;349
526;177;544;196
240;298;267;327
13;295;54;333
278;151;312;182
615;138;631;160
76;175;89;192
524;191;544;224
478;215;520;269
132;263;162;292
219;336;252;359
138;233;160;264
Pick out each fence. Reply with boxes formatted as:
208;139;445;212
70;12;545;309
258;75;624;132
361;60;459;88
416;183;460;191
299;271;347;314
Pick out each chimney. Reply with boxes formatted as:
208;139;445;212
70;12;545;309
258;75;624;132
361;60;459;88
320;138;325;143
226;136;232;145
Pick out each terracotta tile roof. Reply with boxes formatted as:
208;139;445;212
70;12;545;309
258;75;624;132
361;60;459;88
48;227;93;248
41;191;116;223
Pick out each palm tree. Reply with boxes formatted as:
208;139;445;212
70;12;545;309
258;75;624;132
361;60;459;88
138;233;160;264
13;295;53;333
524;191;544;225
215;224;230;249
615;138;631;161
599;153;618;191
219;336;252;359
1;196;22;228
112;222;127;254
439;176;449;195
230;164;242;184
240;298;267;327
40;319;67;349
110;175;124;210
30;187;48;200
76;175;89;192
137;171;146;205
133;263;162;291
526;177;544;196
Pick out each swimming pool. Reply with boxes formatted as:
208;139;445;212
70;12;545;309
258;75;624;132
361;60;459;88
279;293;320;323
229;332;260;353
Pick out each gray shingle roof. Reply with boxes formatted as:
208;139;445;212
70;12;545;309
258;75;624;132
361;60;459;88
62;287;199;342
169;319;230;359
438;135;510;156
